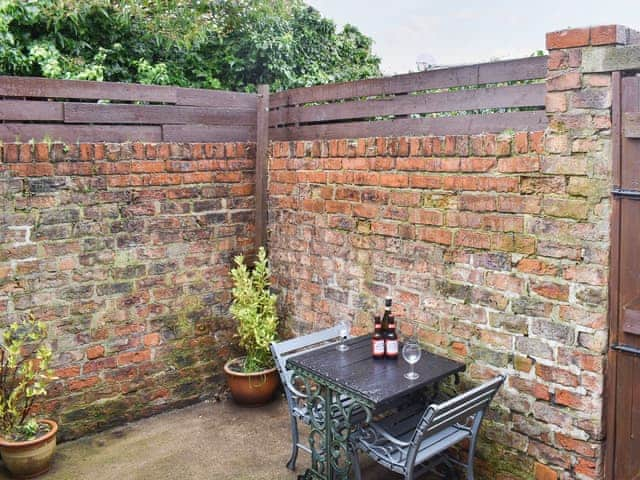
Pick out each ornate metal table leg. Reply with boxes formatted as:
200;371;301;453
327;389;372;479
293;369;372;480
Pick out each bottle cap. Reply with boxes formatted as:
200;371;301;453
384;297;392;307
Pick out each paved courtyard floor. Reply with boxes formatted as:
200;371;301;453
0;396;413;480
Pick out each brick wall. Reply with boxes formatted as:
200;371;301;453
266;24;640;480
0;141;255;439
268;130;609;479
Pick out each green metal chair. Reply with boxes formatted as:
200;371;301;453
351;375;505;480
270;326;351;471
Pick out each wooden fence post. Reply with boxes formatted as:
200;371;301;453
255;84;270;252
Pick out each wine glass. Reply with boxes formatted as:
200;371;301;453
402;338;421;380
336;319;351;351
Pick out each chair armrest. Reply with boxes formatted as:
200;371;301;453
366;422;411;448
284;376;309;400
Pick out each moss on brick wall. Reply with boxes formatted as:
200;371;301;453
0;141;255;440
268;131;609;480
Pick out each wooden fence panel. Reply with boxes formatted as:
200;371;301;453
269;56;548;140
623;112;640;138
64;104;256;126
0;76;259;143
269;111;548;141
269;83;545;126
0;76;177;103
0;101;63;121
162;124;256;142
0;55;548;144
176;88;258;109
477;56;548;84
0;124;162;143
270;56;547;108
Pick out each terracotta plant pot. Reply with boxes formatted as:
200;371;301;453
0;419;57;479
224;357;280;406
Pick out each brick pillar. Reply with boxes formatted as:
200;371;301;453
542;25;639;480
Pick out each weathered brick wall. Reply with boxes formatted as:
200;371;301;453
268;130;609;480
0;141;255;439
267;24;640;480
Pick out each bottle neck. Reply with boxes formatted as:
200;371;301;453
388;315;395;330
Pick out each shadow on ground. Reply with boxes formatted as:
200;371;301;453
0;396;419;480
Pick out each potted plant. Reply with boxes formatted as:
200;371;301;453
0;315;57;479
224;247;280;406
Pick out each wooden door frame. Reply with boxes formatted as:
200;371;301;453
604;70;622;480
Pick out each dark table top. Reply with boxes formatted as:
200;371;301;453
287;335;466;408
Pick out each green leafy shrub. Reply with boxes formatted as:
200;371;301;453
0;314;54;441
0;0;381;92
230;247;278;373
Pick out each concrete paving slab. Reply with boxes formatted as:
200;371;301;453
0;397;415;480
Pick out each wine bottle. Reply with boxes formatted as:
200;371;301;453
371;315;385;359
385;315;399;359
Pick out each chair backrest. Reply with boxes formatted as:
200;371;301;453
270;326;345;397
411;375;505;447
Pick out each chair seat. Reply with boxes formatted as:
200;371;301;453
356;403;471;474
351;375;505;480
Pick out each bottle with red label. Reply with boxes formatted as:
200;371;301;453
371;315;385;359
385;315;399;359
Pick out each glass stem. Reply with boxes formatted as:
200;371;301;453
411;364;414;377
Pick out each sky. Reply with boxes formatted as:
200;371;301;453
306;0;640;75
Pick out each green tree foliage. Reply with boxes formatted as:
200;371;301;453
0;0;381;91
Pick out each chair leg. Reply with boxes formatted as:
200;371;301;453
466;413;485;480
404;462;414;480
349;442;361;480
465;445;476;480
286;415;299;470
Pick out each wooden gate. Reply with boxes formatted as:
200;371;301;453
607;72;640;480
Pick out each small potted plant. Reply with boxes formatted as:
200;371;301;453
0;315;57;479
224;247;280;406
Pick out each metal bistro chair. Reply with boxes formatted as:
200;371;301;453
351;375;505;480
271;326;362;471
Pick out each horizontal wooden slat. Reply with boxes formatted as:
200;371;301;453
0;100;63;121
176;87;259;109
64;103;256;126
0;76;177;103
269;110;548;141
269;56;547;108
162;124;256;142
623;112;640;138
477;56;548;84
0;124;162;143
270;83;545;126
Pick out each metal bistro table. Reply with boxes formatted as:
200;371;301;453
286;335;465;480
